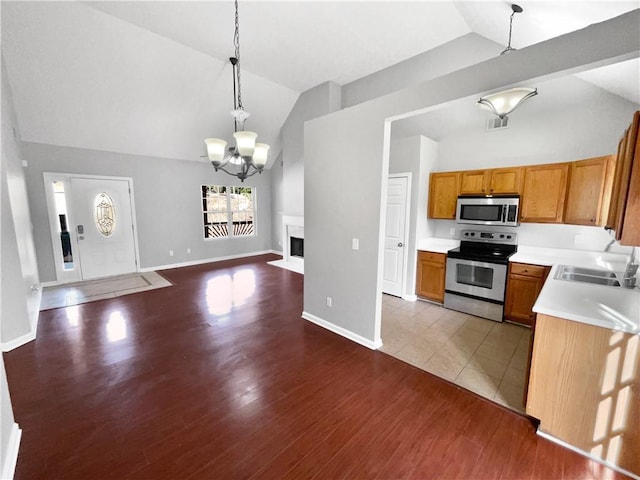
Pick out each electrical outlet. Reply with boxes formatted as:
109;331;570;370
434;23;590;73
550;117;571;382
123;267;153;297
169;250;174;257
326;296;332;307
449;228;456;236
352;238;359;250
187;248;191;254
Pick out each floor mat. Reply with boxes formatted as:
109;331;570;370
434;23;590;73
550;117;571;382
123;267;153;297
40;271;173;310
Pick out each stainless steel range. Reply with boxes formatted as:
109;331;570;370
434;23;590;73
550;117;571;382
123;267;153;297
444;229;517;322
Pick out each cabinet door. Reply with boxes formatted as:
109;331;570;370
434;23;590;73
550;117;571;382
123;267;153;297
563;156;610;226
459;170;489;195
416;252;445;303
490;167;523;195
520;163;569;223
504;274;543;326
617;111;640;246
428;172;460;219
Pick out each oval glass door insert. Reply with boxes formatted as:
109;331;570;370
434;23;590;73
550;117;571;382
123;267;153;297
95;192;116;236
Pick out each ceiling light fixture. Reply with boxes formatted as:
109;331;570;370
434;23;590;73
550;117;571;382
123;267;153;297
204;0;269;182
478;87;538;119
501;4;523;55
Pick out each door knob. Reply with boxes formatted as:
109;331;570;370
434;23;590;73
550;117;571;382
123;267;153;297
397;242;403;247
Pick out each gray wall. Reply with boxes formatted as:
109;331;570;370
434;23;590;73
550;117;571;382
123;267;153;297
1;59;39;344
1;58;35;478
342;33;500;108
281;81;342;217
21;143;274;283
270;150;284;253
303;11;640;345
388;136;438;298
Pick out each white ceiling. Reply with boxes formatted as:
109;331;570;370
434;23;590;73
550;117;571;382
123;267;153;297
2;1;639;165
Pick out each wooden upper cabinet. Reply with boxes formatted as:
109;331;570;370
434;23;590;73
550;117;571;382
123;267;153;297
490;167;523;194
563;156;613;226
607;110;640;246
520;163;569;223
428;172;460;219
459;167;523;195
459;170;490;195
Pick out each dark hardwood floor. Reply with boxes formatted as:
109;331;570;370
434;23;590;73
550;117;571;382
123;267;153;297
4;254;629;479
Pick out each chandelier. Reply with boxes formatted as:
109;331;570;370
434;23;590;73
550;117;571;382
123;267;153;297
478;87;538;119
500;4;523;55
204;0;269;182
477;5;537;119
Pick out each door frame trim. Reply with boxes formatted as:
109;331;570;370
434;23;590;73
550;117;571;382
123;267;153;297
386;172;412;299
43;172;141;284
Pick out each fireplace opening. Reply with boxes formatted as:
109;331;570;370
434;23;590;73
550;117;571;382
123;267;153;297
290;237;304;258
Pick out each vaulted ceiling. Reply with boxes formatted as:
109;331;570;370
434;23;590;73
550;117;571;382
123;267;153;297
2;1;638;166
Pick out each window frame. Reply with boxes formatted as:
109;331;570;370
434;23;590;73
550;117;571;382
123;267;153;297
201;184;257;240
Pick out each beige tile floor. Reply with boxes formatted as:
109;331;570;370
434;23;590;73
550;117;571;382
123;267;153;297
380;294;530;413
40;271;173;310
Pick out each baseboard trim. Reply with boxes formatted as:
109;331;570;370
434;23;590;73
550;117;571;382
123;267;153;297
140;250;278;272
301;311;382;350
1;422;22;480
402;294;418;302
536;430;639;480
1;330;36;352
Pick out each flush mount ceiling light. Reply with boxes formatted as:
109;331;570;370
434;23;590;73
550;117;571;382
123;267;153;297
478;87;538;119
501;4;523;55
204;0;269;182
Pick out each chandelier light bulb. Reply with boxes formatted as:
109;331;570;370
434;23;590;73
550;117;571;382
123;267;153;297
205;138;228;166
253;143;270;168
234;131;257;157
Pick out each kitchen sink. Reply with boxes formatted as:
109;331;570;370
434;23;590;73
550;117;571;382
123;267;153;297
556;266;618;278
554;265;621;287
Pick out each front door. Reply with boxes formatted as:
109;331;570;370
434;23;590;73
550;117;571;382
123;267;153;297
69;177;138;280
383;175;409;297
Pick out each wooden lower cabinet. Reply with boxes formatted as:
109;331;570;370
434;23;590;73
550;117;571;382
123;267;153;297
504;263;550;326
416;251;446;303
527;314;640;477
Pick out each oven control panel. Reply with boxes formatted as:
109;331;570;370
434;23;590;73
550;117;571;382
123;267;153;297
460;230;517;244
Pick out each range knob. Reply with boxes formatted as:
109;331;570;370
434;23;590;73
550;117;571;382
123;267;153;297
506;235;512;239
470;232;475;236
499;234;505;239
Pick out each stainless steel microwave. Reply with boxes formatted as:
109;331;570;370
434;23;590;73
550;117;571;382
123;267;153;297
456;196;519;227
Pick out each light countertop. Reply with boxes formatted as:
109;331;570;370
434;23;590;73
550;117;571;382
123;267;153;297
417;238;639;335
533;264;639;335
417;237;460;253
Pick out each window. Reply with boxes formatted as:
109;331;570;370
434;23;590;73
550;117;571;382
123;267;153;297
202;185;255;239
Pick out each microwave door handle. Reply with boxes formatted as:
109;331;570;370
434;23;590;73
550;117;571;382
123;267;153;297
502;205;507;222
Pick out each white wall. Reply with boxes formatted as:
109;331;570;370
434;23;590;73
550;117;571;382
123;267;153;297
342;33;500;108
303;11;640;346
1;356;20;480
21;142;274;283
435;78;637;171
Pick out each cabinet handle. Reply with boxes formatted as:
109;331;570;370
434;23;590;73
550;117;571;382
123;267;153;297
590;218;595;223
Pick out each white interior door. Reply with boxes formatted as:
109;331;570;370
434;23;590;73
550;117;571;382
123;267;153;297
383;176;409;297
69;177;137;280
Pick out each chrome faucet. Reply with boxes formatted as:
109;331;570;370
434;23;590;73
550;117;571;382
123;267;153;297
623;246;638;289
604;237;616;252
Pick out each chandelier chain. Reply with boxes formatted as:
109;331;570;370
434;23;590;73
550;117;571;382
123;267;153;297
506;10;515;50
234;0;243;111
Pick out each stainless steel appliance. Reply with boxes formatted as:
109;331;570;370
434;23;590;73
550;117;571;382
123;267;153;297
444;229;517;322
456;195;519;227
